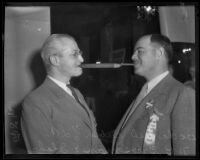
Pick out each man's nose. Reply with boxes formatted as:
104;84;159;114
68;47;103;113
79;55;84;63
131;52;137;61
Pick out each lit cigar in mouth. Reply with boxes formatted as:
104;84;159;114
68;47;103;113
81;63;134;68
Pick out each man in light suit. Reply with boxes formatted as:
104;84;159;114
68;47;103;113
112;34;195;155
21;34;107;154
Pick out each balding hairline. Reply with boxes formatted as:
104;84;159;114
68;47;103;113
41;34;75;72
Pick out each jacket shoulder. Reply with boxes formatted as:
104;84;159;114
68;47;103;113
165;76;188;93
22;82;53;113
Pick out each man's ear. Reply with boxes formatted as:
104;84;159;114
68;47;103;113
156;47;165;59
49;55;60;66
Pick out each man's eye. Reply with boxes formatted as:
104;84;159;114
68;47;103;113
74;50;82;57
137;50;143;54
73;53;78;57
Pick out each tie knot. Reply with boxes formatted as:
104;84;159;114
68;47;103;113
66;84;74;95
66;84;72;89
66;84;78;100
66;83;70;87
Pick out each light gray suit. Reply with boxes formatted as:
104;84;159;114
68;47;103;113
21;77;107;154
112;74;195;155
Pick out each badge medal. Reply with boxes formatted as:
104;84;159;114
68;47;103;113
144;100;163;146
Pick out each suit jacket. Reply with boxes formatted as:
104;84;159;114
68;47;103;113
112;74;195;155
21;77;107;154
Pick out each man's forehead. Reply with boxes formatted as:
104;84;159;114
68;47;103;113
138;35;151;44
134;35;151;48
59;37;76;45
55;38;78;49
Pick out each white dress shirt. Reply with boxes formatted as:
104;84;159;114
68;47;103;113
146;71;169;95
48;76;74;98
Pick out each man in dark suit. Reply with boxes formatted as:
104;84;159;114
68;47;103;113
21;34;107;154
112;34;195;155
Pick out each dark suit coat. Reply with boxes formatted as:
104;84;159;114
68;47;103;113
112;74;195;155
21;77;107;154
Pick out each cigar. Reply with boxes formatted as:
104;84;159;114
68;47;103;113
80;63;134;68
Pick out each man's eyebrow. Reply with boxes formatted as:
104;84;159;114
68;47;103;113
134;47;143;52
71;49;81;53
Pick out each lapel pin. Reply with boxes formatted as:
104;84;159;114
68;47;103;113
145;100;154;109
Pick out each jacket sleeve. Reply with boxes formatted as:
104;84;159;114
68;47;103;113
171;87;196;155
21;97;58;154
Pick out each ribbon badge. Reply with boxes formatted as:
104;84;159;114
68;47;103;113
144;113;159;145
145;99;164;116
144;100;161;146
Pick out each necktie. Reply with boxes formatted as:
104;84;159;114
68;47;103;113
67;84;90;117
134;83;148;107
67;84;80;103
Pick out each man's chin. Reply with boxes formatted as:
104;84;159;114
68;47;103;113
134;69;142;76
74;70;83;77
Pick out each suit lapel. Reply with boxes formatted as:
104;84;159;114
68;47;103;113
113;100;135;138
73;88;97;129
43;77;92;130
73;88;99;147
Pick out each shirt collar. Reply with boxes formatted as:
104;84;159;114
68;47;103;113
47;76;74;98
146;70;169;94
48;75;69;90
